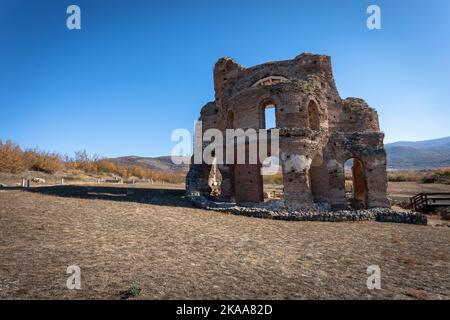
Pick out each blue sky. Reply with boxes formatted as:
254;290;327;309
0;0;449;157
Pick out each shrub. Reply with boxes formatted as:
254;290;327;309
24;149;64;174
388;171;423;182
0;140;187;184
114;163;129;179
96;159;117;174
129;165;148;179
120;282;142;300
73;150;100;174
0;141;64;174
0;140;28;173
422;169;450;185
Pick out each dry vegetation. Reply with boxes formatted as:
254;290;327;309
263;172;283;185
0;140;184;184
387;169;450;184
0;140;63;174
0;184;449;300
2;139;449;186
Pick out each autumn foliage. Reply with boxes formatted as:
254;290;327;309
0;140;63;174
0;140;185;183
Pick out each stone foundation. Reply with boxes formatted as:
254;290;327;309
188;195;427;225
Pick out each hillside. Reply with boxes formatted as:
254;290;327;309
109;156;190;173
385;136;450;170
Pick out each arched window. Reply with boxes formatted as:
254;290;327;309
264;105;276;129
260;99;277;129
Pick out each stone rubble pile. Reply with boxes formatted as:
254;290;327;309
188;195;427;225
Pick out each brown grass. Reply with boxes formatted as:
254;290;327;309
0;184;449;300
262;172;283;185
388;171;424;182
0;140;185;184
385;169;450;184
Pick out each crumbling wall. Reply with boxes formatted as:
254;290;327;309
186;53;390;210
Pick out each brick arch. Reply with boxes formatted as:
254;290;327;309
256;95;282;129
251;76;289;87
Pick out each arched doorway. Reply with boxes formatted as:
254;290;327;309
261;156;283;202
344;158;367;209
308;154;328;202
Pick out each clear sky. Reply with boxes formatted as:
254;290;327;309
1;0;449;157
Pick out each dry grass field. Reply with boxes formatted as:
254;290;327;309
388;181;450;203
0;182;449;300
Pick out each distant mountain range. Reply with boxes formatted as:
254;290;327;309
385;136;450;170
109;156;190;173
110;137;450;173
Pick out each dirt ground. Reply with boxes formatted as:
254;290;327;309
0;183;449;300
388;181;450;203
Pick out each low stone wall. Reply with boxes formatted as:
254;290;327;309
188;196;428;225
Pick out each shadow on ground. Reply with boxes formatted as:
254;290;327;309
24;185;193;208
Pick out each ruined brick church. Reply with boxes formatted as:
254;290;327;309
186;53;389;210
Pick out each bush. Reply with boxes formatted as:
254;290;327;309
422;169;450;185
72;150;100;174
388;171;423;182
114;163;129;179
129;165;148;179
0;140;28;173
24;149;64;174
0;140;64;174
96;159;117;174
0;140;187;184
